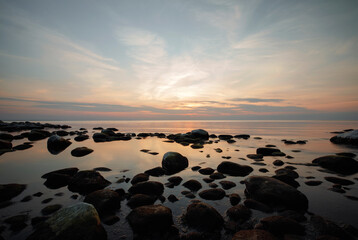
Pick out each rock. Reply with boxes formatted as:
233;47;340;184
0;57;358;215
84;189;121;215
167;176;182;185
131;173;149;185
305;180;323;186
28;129;51;141
127;194;155;209
168;194;178;202
127;205;173;232
0;133;13;141
232;229;276;240
244;199;273;213
230;193;241;206
41;204;62;215
68;170;111;194
330;129;358;145
31;216;49;227
4;214;28;231
256;148;281;156
218;135;233;140
219;180;236;190
42;167;79;179
92;167;111;172
0;139;12;149
324;176;354;185
209;182;218;188
217;161;253;176
71;147;93;157
259;168;269;173
279;210;307;222
27;202;106;240
42;168;78;189
162;152;189;174
247;154;263;160
272;175;300;188
21;195;32;202
191;166;201;171
235;134;250;139
191;129;209;139
47;135;72;155
210;172;226;179
0;183;26;202
183;202;224;230
128;181;164;196
92;133;108;142
102;215;119;225
42;198;53;204
145;167;165;177
275;168;299;179
191;143;204;149
312;155;358;175
199;167;215;175
74;134;89;142
310;215;353;239
33;192;43;197
183;180;202;191
244;176;308;211
257;215;305;236
273;160;284;166
203;178;215;183
199;188;226;200
226;204;252;222
336;152;356;158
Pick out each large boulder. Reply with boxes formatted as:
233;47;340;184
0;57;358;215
226;204;252;223
162;152;188;174
127;194;156;209
217;161;253;177
312;155;358;175
84;189;121;215
183;202;223;230
0;139;12;149
191;129;209;139
330;129;358;145
28;129;51;141
244;176;308;211
42;168;79;189
68;170;111;194
47;135;72;155
27;203;106;240
131;173;149;185
128;181;164;197
0;184;26;202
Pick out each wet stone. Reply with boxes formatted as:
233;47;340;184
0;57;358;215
305;180;323;186
219;180;236;190
199;188;226;200
183;180;202;191
324;176;354;185
41;204;62;215
191;166;201;171
199;167;215;175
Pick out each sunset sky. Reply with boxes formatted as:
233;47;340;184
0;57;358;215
0;0;357;120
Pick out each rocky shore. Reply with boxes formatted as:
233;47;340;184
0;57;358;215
0;121;358;240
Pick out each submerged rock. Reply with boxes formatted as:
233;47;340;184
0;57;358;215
131;173;149;185
84;189;121;215
0;139;12;149
183;202;224;231
161;152;188;174
312;155;358;175
229;193;241;206
27;202;106;240
145;166;165;177
199;188;226;200
183;180;202;191
244;176;308;211
68;170;111;194
71;147;93;157
256;147;282;156
128;181;164;196
217;161;253;176
199;167;215;175
47;135;72;155
127;194;155;209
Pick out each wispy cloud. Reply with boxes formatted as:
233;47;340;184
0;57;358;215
229;98;284;103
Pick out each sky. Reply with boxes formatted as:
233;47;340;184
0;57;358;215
0;0;358;120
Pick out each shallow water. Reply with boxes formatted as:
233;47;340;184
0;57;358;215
0;120;358;239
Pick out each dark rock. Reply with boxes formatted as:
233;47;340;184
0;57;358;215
0;183;26;202
235;134;250;139
68;170;111;194
336;152;356;158
191;129;209;139
13;144;33;150
209;183;218;188
275;168;299;179
244;199;273;213
74;134;89;142
127;205;173;232
209;134;217;138
84;189;121;215
279;210;307;222
244;176;308;211
27;202;106;240
305;180;323;186
145;166;165;177
217;161;253;177
127;194;155;209
185;193;196;199
203;178;215;183
199;167;215;175
28;129;51;141
42;198;53;204
33;192;43;197
31;216;49;226
102;215;119;225
310;215;353;240
257;215;305;236
259;168;269;173
219;180;236;190
167;176;182;185
21;195;32;202
226;204;252;222
272;174;300;188
162;152;189;174
131;173;149;185
218;135;233;140
41;204;62;215
247;154;263;160
92;167;111;172
312;155;358;175
210;172;226;179
215;148;223;153
324;176;354;185
273;160;284;166
183;202;224;230
4;214;28;231
330;130;358;145
232;229;276;240
191;143;204;149
71;147;93;157
46;135;71;155
199;188;225;200
0;133;13;141
128;181;164;196
168;194;178;202
191;166;201;171
345;195;358;201
183;180;202;191
44;173;72;189
256;148;281;156
42;167;78;178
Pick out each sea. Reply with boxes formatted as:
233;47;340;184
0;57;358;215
0;120;358;239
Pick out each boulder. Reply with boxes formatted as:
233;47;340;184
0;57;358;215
4;214;28;231
257;215;305;236
219;180;236;190
41;204;62;215
127;194;156;209
27;202;106;240
144;167;165;177
229;193;241;206
74;135;89;142
0;183;26;202
312;155;358;175
191;129;209;139
244;176;308;211
183;202;223;230
0;139;12;149
42;168;79;179
244;199;273;213
162;152;188;174
128;181;164;196
0;133;13;141
84;189;121;215
183;180;202;191
131;173;149;185
167;176;182;185
42;168;78;189
71;147;93;157
226;204;252;222
217;161;253;177
198;167;215;175
330;129;358;145
47;135;72;155
68;170;111;194
199;188;226;200
256;148;281;156
324;176;354;185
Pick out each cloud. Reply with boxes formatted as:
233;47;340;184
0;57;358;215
229;98;284;103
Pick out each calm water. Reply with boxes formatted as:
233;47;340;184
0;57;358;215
1;120;358;239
